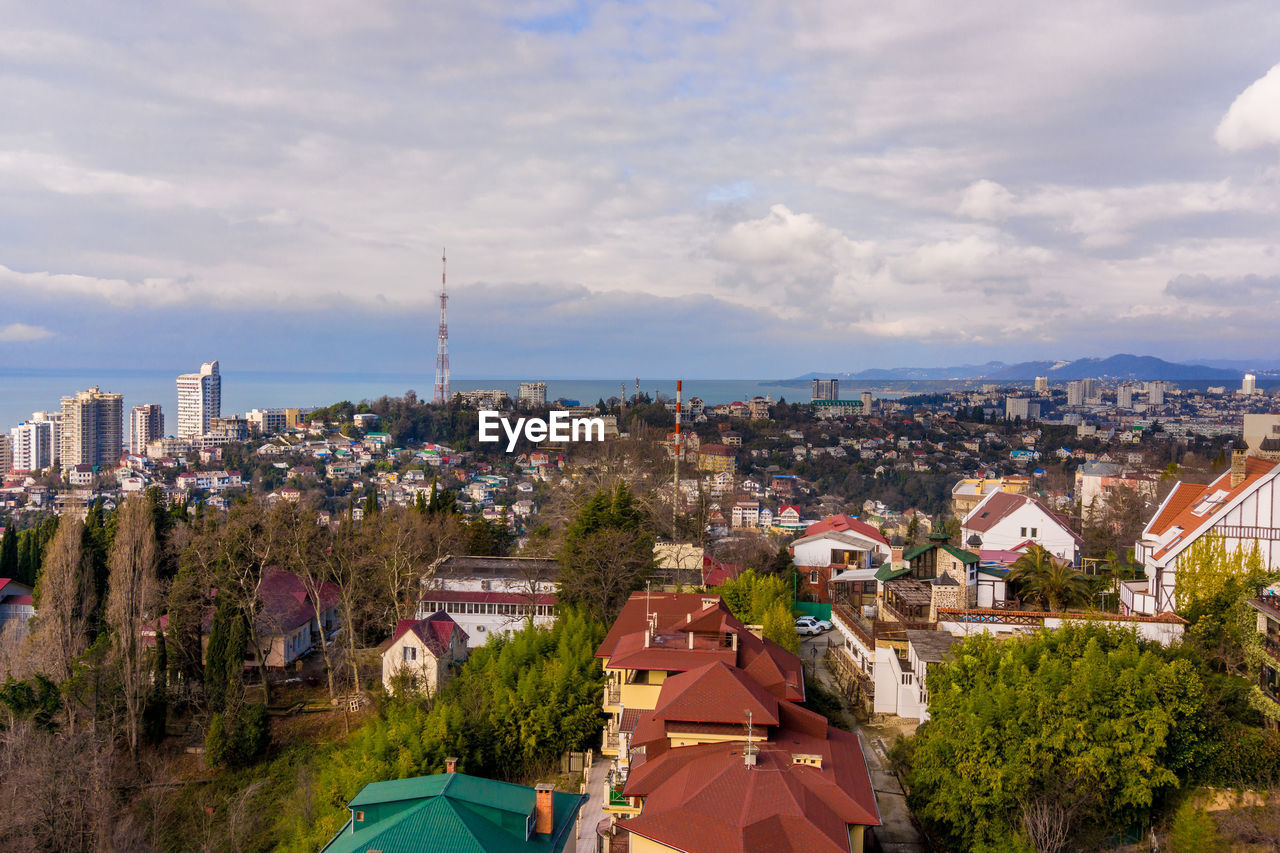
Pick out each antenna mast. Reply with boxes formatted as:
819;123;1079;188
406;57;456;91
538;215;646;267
434;249;450;404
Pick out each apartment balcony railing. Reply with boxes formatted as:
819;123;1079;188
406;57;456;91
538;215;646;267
606;682;621;705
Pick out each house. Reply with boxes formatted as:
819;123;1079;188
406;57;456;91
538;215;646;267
68;464;97;486
380;611;469;695
596;593;804;764
873;629;959;722
961;491;1080;564
1128;450;1280;615
730;500;760;528
776;505;804;531
950;475;1032;518
204;568;341;670
0;578;35;638
791;517;891;603
416;556;559;647
323;769;585;853
1246;588;1280;730
597;594;880;852
697;444;736;474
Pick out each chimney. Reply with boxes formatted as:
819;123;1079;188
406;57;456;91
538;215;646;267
890;545;904;567
445;756;458;774
534;783;555;835
1231;449;1248;488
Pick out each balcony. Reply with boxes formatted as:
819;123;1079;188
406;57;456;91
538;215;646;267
606;681;621;706
832;603;874;649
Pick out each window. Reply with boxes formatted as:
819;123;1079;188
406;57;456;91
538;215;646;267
403;646;417;662
355;811;365;822
809;570;819;584
1030;527;1037;538
1020;527;1027;537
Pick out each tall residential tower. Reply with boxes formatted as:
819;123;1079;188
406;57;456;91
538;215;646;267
177;361;221;437
60;386;123;470
130;404;165;454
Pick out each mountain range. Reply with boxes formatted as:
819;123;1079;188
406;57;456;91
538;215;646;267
792;354;1258;383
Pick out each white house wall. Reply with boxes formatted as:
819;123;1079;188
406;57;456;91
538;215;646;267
965;503;1077;562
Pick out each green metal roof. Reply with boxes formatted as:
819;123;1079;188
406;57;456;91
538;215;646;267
902;544;932;562
324;773;585;853
875;564;913;582
939;544;981;565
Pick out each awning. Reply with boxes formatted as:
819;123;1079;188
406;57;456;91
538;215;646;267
830;567;880;583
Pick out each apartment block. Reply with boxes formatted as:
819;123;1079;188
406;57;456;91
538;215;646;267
60;386;123;470
176;361;221;437
130;404;164;455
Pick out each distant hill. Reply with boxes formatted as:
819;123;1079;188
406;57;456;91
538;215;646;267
793;354;1243;383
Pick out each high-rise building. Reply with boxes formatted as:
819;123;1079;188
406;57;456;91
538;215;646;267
1005;397;1031;420
0;435;11;475
861;390;873;412
60;386;124;470
1081;378;1101;405
10;419;57;472
1147;381;1165;405
518;381;547;408
1117;384;1133;409
1066;380;1084;407
130;404;164;454
811;378;838;402
1034;376;1049;395
177;361;221;437
1243;373;1257;395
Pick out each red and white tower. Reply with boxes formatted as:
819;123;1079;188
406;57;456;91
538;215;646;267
433;249;450;404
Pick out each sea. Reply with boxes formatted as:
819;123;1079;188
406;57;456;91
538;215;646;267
0;367;918;431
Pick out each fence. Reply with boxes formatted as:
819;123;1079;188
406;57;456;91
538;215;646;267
794;602;833;620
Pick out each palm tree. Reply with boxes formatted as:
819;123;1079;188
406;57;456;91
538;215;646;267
1008;545;1091;612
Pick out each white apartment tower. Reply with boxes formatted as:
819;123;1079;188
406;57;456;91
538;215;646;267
518;381;548;408
811;379;839;402
1066;380;1084;407
10;419;57;472
1117;384;1134;409
0;435;11;475
1147;381;1165;405
131;404;165;454
177;361;221;438
1034;376;1049;395
1243;373;1257;395
60;386;124;470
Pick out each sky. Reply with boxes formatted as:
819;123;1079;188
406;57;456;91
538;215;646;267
1;0;1279;378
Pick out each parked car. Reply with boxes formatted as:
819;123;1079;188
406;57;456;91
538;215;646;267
794;616;832;635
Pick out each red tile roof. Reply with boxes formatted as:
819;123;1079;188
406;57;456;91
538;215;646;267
963;492;1082;544
621;718;879;852
390;611;468;658
802;515;889;546
255;567;341;635
1146;481;1208;538
1149;456;1280;561
648;661;781;727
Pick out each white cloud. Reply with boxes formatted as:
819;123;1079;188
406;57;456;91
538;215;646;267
1216;63;1280;151
957;180;1016;221
0;322;54;342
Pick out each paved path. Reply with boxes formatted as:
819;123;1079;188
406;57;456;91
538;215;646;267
800;633;927;853
576;753;611;853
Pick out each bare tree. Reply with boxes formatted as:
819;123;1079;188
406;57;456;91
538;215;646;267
28;515;94;709
271;501;338;699
106;495;159;758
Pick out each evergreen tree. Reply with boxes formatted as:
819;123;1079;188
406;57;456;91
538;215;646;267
204;602;231;713
363;488;379;517
16;531;31;586
0;527;17;579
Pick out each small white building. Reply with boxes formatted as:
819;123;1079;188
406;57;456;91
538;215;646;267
873;630;958;722
961;491;1080;564
381;611;468;695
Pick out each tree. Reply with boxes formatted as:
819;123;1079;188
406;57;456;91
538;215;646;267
105;495;159;758
0;526;17;578
272;501;338;699
558;484;654;621
29;515;95;688
902;626;1210;849
1008;545;1091;611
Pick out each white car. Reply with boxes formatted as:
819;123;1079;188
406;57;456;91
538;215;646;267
794;616;831;635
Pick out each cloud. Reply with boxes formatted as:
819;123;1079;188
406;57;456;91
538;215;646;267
957;180;1016;221
0;323;54;342
1216;63;1280;151
1165;273;1280;303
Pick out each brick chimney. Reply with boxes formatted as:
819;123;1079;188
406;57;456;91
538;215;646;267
1231;449;1248;488
445;756;458;774
534;783;555;835
890;545;904;567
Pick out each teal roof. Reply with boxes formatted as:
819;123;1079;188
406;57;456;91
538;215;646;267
875;564;912;582
977;566;1009;578
324;773;585;853
902;544;932;562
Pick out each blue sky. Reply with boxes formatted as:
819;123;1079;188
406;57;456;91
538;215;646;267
1;0;1280;378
